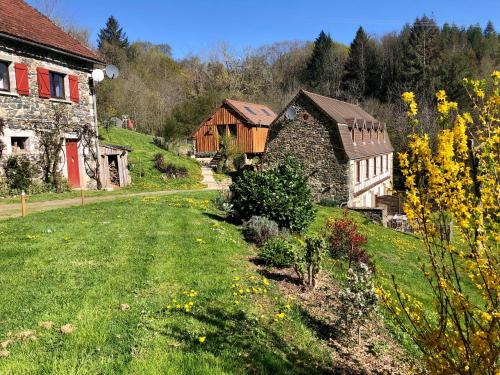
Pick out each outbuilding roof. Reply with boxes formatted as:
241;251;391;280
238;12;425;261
0;0;103;63
224;99;276;126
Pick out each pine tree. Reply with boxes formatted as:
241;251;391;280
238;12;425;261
305;32;332;89
401;16;442;99
342;27;379;99
484;21;496;38
98;16;129;50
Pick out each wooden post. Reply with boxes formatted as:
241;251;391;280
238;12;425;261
21;191;27;217
80;188;84;206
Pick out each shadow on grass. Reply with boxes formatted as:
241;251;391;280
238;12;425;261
148;305;353;374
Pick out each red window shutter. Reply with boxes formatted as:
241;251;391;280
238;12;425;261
14;63;30;95
37;67;50;98
69;75;79;103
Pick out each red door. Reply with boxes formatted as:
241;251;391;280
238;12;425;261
65;139;81;188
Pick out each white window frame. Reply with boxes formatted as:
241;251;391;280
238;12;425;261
0;51;20;97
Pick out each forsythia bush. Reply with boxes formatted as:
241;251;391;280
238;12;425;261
378;72;500;374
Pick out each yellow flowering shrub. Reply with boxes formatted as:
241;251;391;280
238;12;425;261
380;71;499;374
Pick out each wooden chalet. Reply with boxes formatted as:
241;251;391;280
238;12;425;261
191;99;276;156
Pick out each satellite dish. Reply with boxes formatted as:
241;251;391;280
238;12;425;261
91;69;104;83
285;107;297;121
105;65;119;79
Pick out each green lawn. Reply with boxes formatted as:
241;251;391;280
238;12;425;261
0;192;447;373
0;192;333;374
0;128;203;205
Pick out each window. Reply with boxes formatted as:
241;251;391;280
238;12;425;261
261;108;272;116
11;137;29;154
365;159;369;179
356;161;360;183
0;61;10;91
361;128;365;143
373;157;377;176
49;71;65;99
228;124;237;138
386;154;389;171
380;156;383;173
351;128;355;142
244;106;256;115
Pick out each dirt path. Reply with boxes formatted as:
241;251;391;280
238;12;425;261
0;188;219;220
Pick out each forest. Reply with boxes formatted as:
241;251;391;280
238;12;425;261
93;16;500;163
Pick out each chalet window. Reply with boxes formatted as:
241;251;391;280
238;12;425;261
373;157;377;176
11;137;29;154
49;71;65;99
0;61;10;91
216;125;226;138
356;161;360;183
228;124;237;138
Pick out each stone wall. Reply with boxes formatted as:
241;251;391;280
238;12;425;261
264;95;350;203
0;37;97;188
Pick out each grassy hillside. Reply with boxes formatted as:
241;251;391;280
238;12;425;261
100;127;203;192
0;192;333;374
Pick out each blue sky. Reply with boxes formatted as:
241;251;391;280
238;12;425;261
31;0;500;59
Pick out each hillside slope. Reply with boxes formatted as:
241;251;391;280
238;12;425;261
99;127;203;191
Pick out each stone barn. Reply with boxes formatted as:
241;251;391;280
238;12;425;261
265;89;394;208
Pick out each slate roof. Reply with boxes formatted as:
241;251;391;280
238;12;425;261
224;99;276;126
0;0;103;63
275;89;394;160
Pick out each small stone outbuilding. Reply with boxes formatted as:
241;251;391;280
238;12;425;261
265;90;394;208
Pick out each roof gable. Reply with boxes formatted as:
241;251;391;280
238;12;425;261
224;99;276;126
0;0;103;63
273;89;394;160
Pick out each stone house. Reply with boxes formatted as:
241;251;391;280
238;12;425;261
265;89;394;208
0;0;104;189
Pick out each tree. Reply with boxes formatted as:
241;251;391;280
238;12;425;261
342;26;379;99
98;16;129;50
401;16;442;98
378;72;500;374
304;31;347;97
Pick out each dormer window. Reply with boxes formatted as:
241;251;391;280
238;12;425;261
0;61;10;91
49;71;65;99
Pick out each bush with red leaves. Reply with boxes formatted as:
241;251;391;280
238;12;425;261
323;210;374;270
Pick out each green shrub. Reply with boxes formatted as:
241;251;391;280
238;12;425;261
230;156;315;232
292;235;327;289
242;216;280;246
260;237;297;268
3;155;37;193
213;189;233;216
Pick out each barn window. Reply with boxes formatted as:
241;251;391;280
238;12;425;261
11;136;29;154
49;71;65;99
0;61;10;91
228;124;237;138
217;125;226;138
244;106;256;115
356;161;360;183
